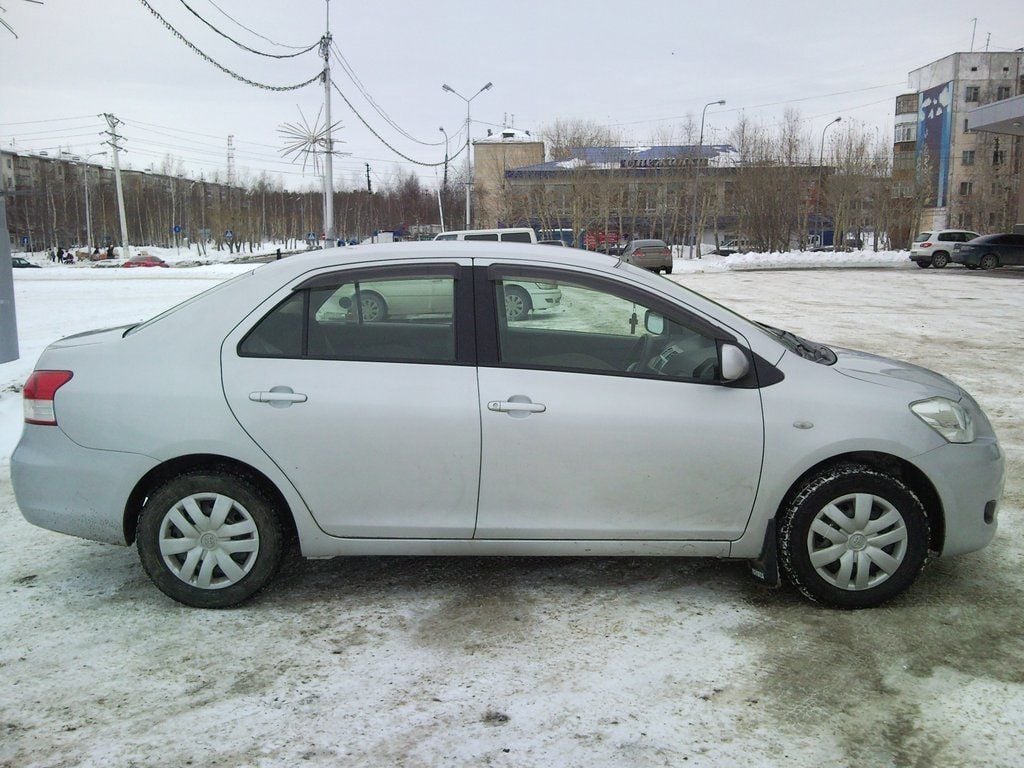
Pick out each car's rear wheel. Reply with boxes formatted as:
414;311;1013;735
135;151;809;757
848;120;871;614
664;262;673;274
931;251;950;268
979;254;999;271
137;472;285;608
504;285;531;321
778;464;929;608
359;291;387;322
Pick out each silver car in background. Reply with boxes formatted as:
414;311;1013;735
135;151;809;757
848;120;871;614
12;243;1003;608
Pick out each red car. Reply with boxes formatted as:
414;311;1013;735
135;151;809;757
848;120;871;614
123;254;169;268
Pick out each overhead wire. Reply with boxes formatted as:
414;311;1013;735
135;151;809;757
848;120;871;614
177;0;319;58
329;41;445;147
202;0;312;50
136;0;321;92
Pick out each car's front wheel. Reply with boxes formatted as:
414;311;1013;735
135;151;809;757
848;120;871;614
979;254;999;271
778;464;929;608
137;471;285;608
931;251;950;268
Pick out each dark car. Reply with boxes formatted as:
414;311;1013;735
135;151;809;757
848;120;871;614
621;239;673;274
11;257;41;268
953;233;1024;270
594;243;625;256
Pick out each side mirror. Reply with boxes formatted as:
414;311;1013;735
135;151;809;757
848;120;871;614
720;343;750;382
644;310;665;335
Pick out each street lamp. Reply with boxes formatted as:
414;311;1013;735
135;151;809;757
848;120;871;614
688;99;725;259
80;151;107;251
817;117;842;248
442;81;492;228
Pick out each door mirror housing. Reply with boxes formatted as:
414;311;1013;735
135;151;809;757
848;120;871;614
720;343;750;382
644;310;665;335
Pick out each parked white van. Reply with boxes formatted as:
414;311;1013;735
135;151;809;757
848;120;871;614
434;227;537;244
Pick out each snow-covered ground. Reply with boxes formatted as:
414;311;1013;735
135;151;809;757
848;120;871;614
1;258;1022;767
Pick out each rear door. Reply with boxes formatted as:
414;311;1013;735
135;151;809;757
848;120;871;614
221;261;482;539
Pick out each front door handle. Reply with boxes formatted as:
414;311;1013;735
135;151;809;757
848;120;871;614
249;387;308;407
488;399;546;414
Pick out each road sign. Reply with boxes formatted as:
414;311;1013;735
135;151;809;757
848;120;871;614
306;231;317;241
173;225;181;234
20;236;29;245
224;229;234;240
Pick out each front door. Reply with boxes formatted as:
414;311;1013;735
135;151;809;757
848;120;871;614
474;266;765;541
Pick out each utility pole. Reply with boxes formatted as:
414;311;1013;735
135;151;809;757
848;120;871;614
365;163;372;194
0;149;18;364
688;99;725;259
970;17;977;52
102;113;131;260
320;0;335;243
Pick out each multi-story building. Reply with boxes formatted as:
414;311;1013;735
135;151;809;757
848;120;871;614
897;51;1023;233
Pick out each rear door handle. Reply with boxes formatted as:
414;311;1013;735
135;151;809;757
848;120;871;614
487;400;546;413
249;389;308;405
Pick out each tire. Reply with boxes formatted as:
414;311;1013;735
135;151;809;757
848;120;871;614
914;261;930;269
931;251;949;269
664;262;673;274
137;471;285;608
504;285;531;321
777;464;929;608
359;291;387;322
979;254;998;271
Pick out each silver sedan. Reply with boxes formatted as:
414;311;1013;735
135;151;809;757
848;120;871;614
12;242;1004;608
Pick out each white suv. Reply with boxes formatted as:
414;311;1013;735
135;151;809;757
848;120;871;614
911;230;979;268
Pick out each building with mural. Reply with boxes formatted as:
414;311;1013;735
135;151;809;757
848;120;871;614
895;51;1023;233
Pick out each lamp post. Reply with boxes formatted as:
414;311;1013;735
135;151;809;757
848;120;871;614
442;81;492;228
688;99;726;259
817;117;842;248
78;151;107;250
439;126;450;189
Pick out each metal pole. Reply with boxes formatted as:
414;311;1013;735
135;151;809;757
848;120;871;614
688;99;725;259
0;155;18;363
83;164;92;249
443;82;492;230
818;117;842;248
321;1;335;244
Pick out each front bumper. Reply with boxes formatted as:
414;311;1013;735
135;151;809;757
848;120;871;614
11;425;158;545
913;436;1004;556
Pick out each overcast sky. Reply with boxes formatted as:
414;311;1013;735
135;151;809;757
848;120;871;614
2;0;1023;191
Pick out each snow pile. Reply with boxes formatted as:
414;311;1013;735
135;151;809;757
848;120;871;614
673;249;912;273
14;241;306;268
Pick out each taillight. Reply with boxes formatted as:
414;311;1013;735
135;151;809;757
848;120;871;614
920;242;932;248
23;370;73;425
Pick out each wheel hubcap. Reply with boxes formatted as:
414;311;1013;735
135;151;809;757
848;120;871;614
506;295;525;319
806;492;908;591
158;493;260;590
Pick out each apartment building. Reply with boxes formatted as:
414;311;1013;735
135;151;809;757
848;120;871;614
896;51;1023;233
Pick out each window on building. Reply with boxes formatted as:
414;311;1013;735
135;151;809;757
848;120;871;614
965;86;980;102
989;212;998;227
962;150;976;166
993;149;1006;166
964;118;971;133
895;94;918;115
894;123;917;143
959;181;973;196
957;213;974;228
996;85;1011;101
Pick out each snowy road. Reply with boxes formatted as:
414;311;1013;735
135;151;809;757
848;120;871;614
1;265;1022;767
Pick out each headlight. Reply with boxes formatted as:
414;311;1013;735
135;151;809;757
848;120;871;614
910;397;975;443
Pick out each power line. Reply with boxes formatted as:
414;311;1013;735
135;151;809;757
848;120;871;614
203;0;311;50
177;0;319;58
331;81;465;167
330;41;445;147
0;115;98;127
136;0;321;92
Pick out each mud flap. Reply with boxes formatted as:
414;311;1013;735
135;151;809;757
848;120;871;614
749;519;781;587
